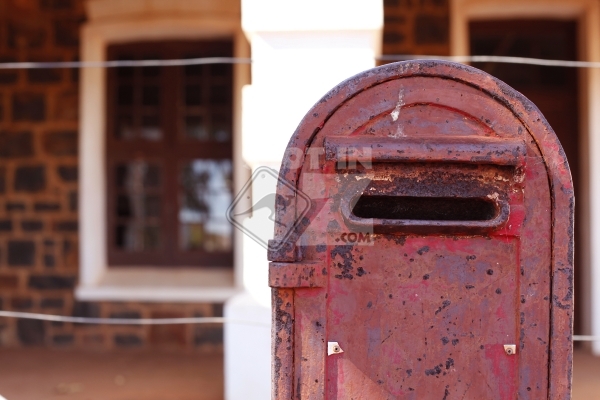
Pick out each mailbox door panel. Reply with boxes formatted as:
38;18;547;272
326;238;519;399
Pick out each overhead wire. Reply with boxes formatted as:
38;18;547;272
0;311;597;340
0;52;593;339
0;310;269;327
0;55;597;69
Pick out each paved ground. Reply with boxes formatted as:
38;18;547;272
573;349;600;400
0;349;223;400
0;348;598;399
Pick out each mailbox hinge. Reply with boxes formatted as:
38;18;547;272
269;262;326;288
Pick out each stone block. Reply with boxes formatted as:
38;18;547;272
54;220;77;232
57;165;77;181
69;191;77;211
383;31;405;44
385;15;406;25
44;254;55;268
110;311;141;319
0;167;5;193
212;303;224;317
27;66;61;83
54;90;78;120
0;131;33;157
0;57;18;84
8;21;46;49
8;240;35;266
41;297;64;308
40;0;74;10
52;334;74;346
22;220;43;231
28;275;76;290
63;238;77;266
72;301;100;318
0;220;12;231
83;334;104;346
149;312;186;347
114;334;143;347
12;93;45;121
415;14;449;45
0;275;19;289
14;166;45;192
17;319;45;345
10;296;33;310
43;130;77;156
194;324;223;346
6;202;26;212
34;202;60;212
54;18;82;47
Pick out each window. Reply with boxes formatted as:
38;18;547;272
106;41;234;267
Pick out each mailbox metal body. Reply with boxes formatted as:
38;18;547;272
268;60;573;399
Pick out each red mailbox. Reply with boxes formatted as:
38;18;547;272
268;60;573;399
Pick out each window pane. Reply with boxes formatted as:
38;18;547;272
142;85;160;106
185;63;204;76
117;56;134;78
142;65;161;78
209;63;231;77
185;115;209;140
144;165;161;188
116;224;135;249
179;160;233;252
144;195;161;217
116;195;132;217
185;84;202;106
117;85;134;105
209;84;229;104
116;161;161;189
144;226;160;249
115;115;134;139
141;115;162;141
114;161;162;252
211;114;231;142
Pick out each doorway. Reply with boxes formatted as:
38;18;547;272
470;19;581;334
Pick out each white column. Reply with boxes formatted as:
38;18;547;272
585;3;600;355
224;1;383;398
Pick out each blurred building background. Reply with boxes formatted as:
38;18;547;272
0;0;598;398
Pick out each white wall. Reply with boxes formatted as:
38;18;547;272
224;1;383;398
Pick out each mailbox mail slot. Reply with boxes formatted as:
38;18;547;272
268;60;573;399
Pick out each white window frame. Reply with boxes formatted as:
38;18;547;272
76;0;248;302
450;0;600;352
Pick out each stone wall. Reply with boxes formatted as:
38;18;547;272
382;0;450;57
0;0;452;351
0;0;223;351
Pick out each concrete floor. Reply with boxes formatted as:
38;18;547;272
0;348;598;399
0;349;223;400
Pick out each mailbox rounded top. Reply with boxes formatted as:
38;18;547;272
279;60;571;192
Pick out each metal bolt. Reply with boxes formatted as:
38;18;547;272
503;344;516;355
328;341;344;356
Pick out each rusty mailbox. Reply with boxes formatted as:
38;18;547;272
268;60;573;399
